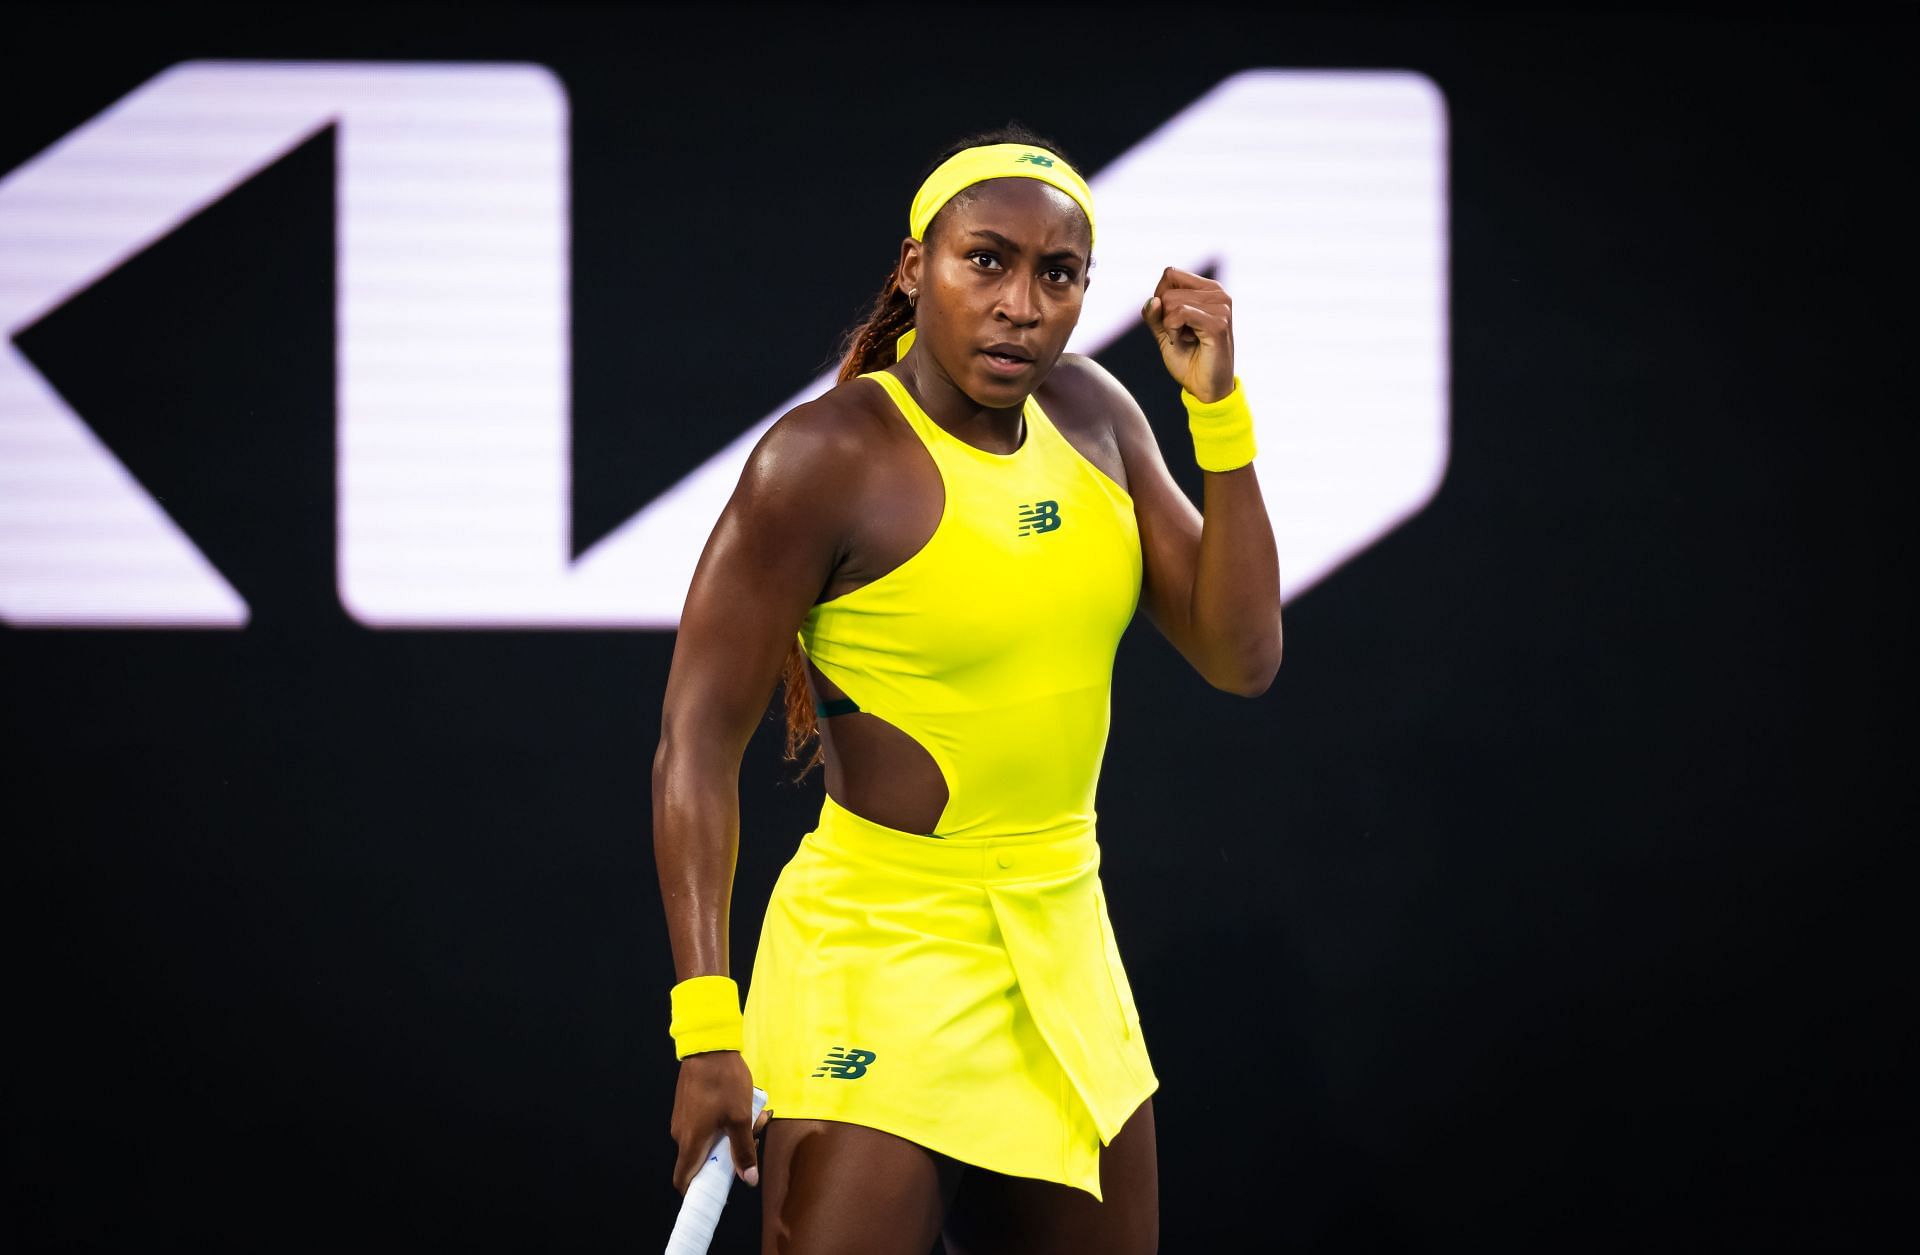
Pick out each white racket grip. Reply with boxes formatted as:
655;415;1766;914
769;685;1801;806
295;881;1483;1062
665;1085;770;1255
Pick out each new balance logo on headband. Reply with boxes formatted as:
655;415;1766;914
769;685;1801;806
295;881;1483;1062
1014;152;1055;167
1018;500;1062;536
812;1047;877;1079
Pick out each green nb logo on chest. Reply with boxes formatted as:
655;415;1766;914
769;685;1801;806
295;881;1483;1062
812;1047;877;1080
1018;500;1062;536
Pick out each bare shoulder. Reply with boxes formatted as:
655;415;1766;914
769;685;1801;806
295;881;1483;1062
750;376;891;467
739;375;897;504
1039;353;1153;438
1037;353;1158;492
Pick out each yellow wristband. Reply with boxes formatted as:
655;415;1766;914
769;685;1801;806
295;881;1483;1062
669;974;743;1060
1182;376;1257;472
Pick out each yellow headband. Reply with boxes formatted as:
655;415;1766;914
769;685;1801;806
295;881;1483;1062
908;143;1096;247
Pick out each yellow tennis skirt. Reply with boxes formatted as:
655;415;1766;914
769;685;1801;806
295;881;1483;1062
741;791;1158;1202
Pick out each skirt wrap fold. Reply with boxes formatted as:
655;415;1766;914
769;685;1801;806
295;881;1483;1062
741;792;1157;1201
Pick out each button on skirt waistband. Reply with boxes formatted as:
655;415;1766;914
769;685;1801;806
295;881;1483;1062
807;790;1099;883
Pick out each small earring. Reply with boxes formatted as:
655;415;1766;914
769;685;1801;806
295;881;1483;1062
907;288;918;306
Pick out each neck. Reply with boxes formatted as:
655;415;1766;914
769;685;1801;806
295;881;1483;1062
894;348;1026;452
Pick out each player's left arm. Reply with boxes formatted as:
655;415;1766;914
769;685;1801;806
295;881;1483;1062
1056;270;1282;695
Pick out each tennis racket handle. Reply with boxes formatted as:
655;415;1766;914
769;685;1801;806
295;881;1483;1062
665;1085;769;1255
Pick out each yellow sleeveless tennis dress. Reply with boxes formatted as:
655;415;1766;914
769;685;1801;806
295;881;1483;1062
740;367;1157;1201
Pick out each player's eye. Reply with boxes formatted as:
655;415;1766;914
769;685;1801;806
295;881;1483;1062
968;251;1001;270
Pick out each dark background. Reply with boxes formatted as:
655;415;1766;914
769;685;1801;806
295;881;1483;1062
2;3;1901;1250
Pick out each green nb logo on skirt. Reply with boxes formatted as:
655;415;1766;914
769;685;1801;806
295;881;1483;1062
812;1047;877;1080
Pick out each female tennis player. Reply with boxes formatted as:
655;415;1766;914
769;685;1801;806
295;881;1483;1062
654;124;1282;1254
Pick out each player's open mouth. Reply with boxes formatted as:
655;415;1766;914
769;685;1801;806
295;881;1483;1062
981;348;1033;375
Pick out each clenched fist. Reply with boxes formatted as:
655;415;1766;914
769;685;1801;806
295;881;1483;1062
1141;266;1236;403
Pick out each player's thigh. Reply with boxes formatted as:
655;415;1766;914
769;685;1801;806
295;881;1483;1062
940;1097;1158;1255
761;1115;964;1255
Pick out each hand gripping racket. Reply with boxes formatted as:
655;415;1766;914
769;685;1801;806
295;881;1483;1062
665;1085;769;1254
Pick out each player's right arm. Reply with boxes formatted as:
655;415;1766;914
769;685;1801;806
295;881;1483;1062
653;395;865;1195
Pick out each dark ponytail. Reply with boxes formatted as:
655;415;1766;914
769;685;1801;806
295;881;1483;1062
777;122;1083;782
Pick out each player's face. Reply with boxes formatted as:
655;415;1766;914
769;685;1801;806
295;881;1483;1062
912;178;1091;409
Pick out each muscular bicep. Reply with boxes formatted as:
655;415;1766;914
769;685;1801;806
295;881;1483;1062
660;405;857;760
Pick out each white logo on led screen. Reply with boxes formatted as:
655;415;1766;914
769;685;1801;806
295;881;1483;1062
0;62;1447;628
